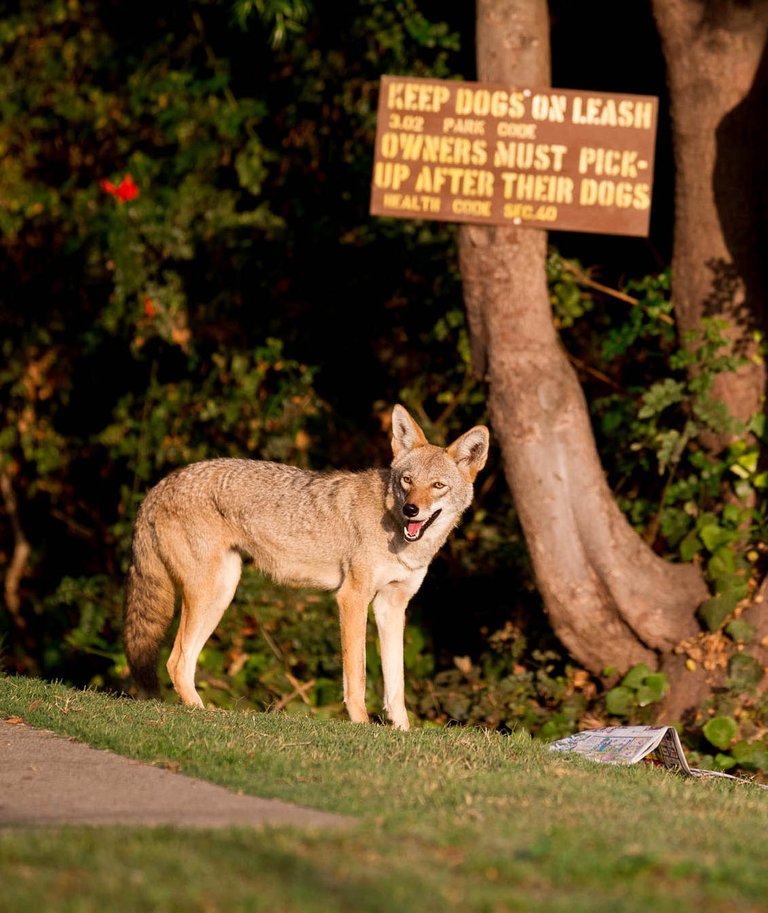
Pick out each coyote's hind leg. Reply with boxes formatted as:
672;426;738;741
167;550;242;708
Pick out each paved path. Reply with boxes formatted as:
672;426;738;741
0;722;352;830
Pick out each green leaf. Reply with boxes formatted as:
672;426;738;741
725;620;756;644
702;716;738;750
638;378;686;418
715;575;749;600
605;686;634;717
635;673;668;706
713;752;738;771
730;740;760;765
730;744;768;772
620;663;653;690
735;450;758;474
707;548;736;579
698;591;739;631
698;524;735;552
722;503;748;527
655;429;685;474
679;530;702;562
727;653;764;688
748;411;766;438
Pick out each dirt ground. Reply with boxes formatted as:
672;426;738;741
1;721;352;830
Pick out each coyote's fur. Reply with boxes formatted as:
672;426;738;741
123;404;489;730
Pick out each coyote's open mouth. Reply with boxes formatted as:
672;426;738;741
403;509;442;542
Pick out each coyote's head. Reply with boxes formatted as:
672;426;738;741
387;404;490;543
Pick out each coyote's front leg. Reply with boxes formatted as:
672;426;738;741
373;574;426;731
337;574;372;725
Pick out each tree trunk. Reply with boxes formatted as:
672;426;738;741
649;0;768;712
651;0;768;439
460;0;708;681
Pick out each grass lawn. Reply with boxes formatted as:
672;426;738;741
2;674;767;912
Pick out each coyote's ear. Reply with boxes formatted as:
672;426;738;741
446;426;490;481
391;404;428;457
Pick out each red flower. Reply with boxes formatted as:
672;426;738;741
144;296;156;318
100;174;140;203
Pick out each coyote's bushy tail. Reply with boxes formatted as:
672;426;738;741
123;515;176;698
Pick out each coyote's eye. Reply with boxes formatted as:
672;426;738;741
402;474;412;486
433;481;445;489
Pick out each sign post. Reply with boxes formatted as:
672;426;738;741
370;75;658;237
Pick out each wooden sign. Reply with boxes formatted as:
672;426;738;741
369;75;658;237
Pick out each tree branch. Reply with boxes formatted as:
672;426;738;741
0;469;30;629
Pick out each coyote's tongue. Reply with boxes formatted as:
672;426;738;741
403;508;440;541
406;520;423;537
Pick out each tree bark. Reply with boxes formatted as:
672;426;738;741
649;0;768;712
651;0;768;438
460;0;708;679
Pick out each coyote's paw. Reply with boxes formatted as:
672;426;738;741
345;703;371;725
390;713;410;732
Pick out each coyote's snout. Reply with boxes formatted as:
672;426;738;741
123;403;489;730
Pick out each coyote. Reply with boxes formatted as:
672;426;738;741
123;404;489;730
